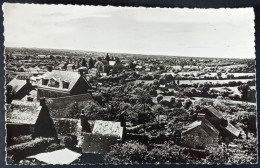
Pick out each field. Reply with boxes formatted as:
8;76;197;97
179;79;254;85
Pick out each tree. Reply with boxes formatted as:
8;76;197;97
170;97;176;105
129;62;135;71
105;53;110;62
154;105;164;120
6;85;15;104
217;71;222;78
238;84;250;101
145;143;183;163
153;79;159;87
184;99;192;110
165;74;175;85
159;76;165;85
247;89;256;102
156;94;163;104
88;58;94;69
6;54;9;61
175;99;182;108
81;58;87;67
47;65;53;72
105;141;148;164
199;83;210;97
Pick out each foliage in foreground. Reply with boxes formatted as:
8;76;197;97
105;141;192;164
7;137;55;164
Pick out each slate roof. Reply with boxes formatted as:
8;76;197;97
27;148;82;164
204;106;223;119
201;119;220;137
8;77;27;93
182;120;202;134
39;70;81;90
6;100;41;125
92;120;123;139
224;123;240;137
182;119;219;137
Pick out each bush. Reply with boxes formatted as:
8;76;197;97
44;143;64;152
8;135;33;146
105;141;148;164
156;94;163;103
64;135;78;149
7;137;55;163
145;143;182;163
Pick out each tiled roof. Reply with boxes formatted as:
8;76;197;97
39;70;80;90
6;100;41;124
92;120;123;139
8;77;27;93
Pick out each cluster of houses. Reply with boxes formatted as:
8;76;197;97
6;67;125;163
5;53;242;164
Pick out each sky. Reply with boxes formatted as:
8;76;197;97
3;3;255;58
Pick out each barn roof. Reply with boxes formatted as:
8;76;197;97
39;70;81;90
8;77;27;93
204;106;223;119
6;100;41;125
92;120;123;139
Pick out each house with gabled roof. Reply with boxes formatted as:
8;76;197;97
37;70;92;100
219;123;241;142
182;106;240;149
81;120;124;154
182;119;219;149
6;99;57;145
7;76;34;100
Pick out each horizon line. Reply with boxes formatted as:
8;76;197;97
5;46;255;60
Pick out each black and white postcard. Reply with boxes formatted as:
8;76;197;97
3;3;257;165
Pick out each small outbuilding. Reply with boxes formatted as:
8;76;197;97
81;120;124;154
6;99;57;144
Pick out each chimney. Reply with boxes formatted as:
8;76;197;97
79;69;84;76
42;78;49;85
26;79;30;85
40;97;46;106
